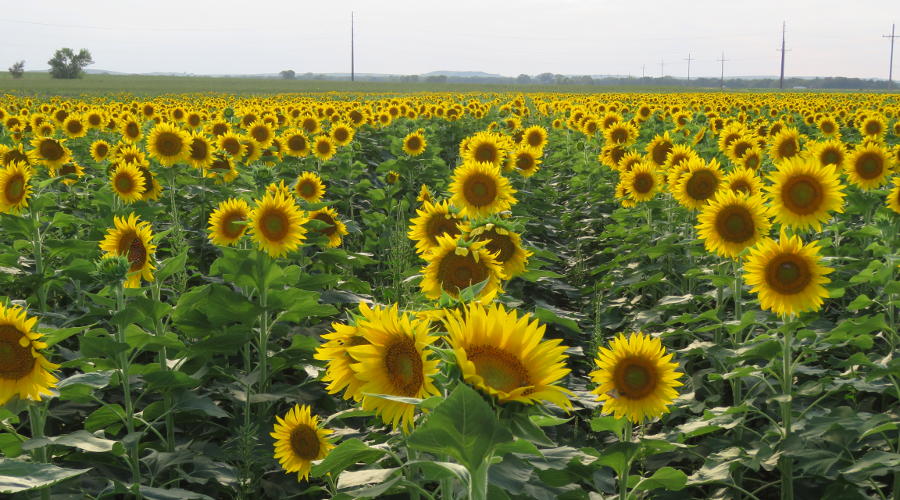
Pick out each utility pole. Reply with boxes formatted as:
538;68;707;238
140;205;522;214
350;12;355;82
660;59;665;78
778;21;787;89
642;64;645;78
717;51;728;91
884;23;897;87
684;53;695;81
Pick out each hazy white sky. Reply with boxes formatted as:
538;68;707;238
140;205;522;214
1;0;897;79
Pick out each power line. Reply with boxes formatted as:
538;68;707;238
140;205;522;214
684;53;695;81
717;51;729;90
884;23;897;87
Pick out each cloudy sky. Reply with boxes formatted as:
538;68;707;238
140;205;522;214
1;0;897;79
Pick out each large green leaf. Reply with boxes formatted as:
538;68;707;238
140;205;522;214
0;459;90;493
311;438;386;478
407;384;513;471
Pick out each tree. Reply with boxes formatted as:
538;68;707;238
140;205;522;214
47;48;94;79
516;74;532;84
279;69;296;80
8;61;25;78
535;72;554;84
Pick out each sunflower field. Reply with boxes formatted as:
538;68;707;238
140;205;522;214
0;91;898;500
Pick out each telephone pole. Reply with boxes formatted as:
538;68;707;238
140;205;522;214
684;53;695;81
884;23;897;87
660;59;665;78
642;64;645;78
350;12;355;82
778;21;787;89
717;51;728;91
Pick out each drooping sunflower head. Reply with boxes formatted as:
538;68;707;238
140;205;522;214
408;200;463;255
208;198;250;246
671;157;723;210
146;122;191;167
402;129;427;156
443;302;572;409
589;332;683;423
0;162;33;214
312;135;336;161
99;212;157;288
270;404;334;482
622;161;663;203
420;234;505;302
465;221;532;278
109;162;147;204
696;190;771;259
307;206;349;248
0;303;60;405
743;229;833;316
765;155;846;231
646;131;674;167
845;142;893;190
507;147;542;177
723;167;763;196
249;190;308;258
294;171;326;203
449;161;517;219
346;303;441;432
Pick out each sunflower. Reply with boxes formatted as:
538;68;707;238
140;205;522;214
671;158;723;210
402;130;427;156
886;178;900;214
146;122;191;167
420;234;505;301
723;167;763;196
282;129;310;157
110;162;147;204
738;146;764;171
599;144;628;169
603;122;638;146
417;184;433;204
663;144;698;172
30;137;70;169
308;207;349;248
765;156;845;231
508;147;542;177
90;140;112;163
114;144;146;166
622;162;663;203
217;132;247;160
241;140;263;164
205;154;239;184
858;115;886;139
62;115;87;139
817;116;840;138
725;135;757;164
845;142;893;190
53;161;85;186
299;115;320;135
589;332;683;423
139;169;163;201
120;116;143;143
769;127;802;161
646;131;674;167
443;302;572;408
697;190;771;259
522;125;548;149
0;304;60;405
347;303;441;432
408;200;463;255
271;404;334;481
743;229;833;316
462;131;510;167
0;162;33;214
312;135;336;162
449;162;517;218
207;120;230;137
314;322;371;401
330;123;354;147
247;121;275;148
294;171;326;203
186;132;214;170
99;213;157;288
249;190;308;257
208;198;250;246
466;222;531;278
810;139;847;169
385;171;400;185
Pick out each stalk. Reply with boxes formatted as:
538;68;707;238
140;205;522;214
779;318;794;500
115;283;142;498
619;422;633;500
469;457;491;500
28;404;50;500
30;209;47;312
151;282;175;452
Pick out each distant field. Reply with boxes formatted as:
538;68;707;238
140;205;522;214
0;71;711;96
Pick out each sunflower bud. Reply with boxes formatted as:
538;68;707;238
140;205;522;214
94;256;130;285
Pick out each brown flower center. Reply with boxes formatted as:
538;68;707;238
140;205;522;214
765;254;812;295
0;325;35;380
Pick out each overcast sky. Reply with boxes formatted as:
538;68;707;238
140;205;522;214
1;0;897;79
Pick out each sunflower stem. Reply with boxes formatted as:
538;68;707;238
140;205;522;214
256;251;271;398
151;282;175;453
779;317;794;500
27;403;50;500
29;208;47;313
115;283;143;498
619;422;633;500
468;456;491;500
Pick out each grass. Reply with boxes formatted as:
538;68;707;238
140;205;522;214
0;71;714;96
